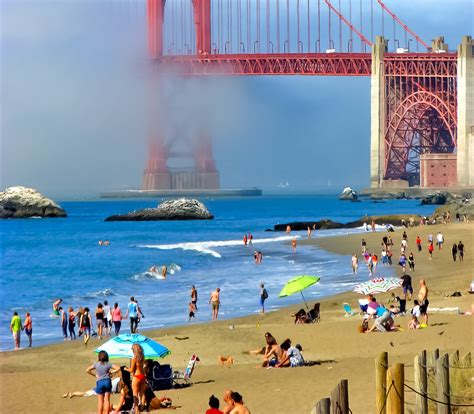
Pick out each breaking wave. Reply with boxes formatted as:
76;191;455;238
136;235;300;258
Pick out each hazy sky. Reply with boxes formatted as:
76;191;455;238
1;0;472;197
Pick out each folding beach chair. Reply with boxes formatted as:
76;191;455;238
173;354;200;387
343;303;355;317
150;362;173;391
306;303;321;323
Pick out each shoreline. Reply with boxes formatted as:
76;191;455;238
1;222;472;413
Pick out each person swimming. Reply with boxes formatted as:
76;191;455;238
148;265;158;273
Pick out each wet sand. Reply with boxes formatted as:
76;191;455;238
1;223;472;413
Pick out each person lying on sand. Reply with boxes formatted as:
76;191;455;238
62;377;120;399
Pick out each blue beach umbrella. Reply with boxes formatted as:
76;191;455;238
94;334;170;360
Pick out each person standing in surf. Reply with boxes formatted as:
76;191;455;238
209;288;221;320
24;312;32;347
260;283;268;314
291;238;297;253
103;300;112;337
10;311;22;350
351;254;358;274
191;286;198;310
68;307;77;340
60;307;68;341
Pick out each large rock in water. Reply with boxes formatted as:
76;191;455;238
421;192;453;205
105;198;214;221
0;186;67;219
339;187;358;201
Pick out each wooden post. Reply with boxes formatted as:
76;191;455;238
375;352;388;414
415;350;428;414
436;354;450;414
386;363;404;414
462;352;471;367
314;398;330;414
429;349;440;373
451;350;460;367
330;379;349;414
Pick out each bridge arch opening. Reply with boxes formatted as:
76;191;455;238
384;91;457;186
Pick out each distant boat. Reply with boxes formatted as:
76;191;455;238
278;181;289;188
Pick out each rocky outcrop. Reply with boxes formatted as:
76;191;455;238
270;214;422;231
0;186;67;219
420;191;454;205
105;198;213;221
370;191;407;200
339;187;358;201
272;220;345;232
434;198;474;221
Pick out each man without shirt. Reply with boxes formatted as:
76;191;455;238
209;288;221;320
418;279;429;325
229;392;251;414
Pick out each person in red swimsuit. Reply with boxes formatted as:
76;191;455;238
126;344;146;413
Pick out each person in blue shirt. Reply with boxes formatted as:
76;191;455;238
368;304;393;332
125;297;140;333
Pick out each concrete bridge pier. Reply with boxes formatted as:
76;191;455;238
370;36;387;188
457;35;474;187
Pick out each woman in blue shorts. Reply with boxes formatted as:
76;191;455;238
86;350;120;414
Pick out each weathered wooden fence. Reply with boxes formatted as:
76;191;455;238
375;349;473;414
312;379;350;414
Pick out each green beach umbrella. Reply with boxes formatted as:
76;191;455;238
279;275;320;310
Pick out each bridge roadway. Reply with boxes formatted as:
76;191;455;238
156;52;457;76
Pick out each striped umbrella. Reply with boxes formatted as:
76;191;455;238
94;334;170;360
354;277;402;295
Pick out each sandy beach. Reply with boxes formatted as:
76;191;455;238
1;222;472;414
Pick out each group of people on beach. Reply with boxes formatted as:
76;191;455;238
358;278;430;333
353;216;468;334
9;296;148;350
78;343;175;414
249;332;305;369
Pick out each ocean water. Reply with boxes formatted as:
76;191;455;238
0;195;436;350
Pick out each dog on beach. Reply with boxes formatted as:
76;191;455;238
218;355;234;366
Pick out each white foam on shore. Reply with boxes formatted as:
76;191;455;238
137;235;301;258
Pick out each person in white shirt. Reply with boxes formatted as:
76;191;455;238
436;232;444;250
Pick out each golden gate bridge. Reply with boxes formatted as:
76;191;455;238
109;0;473;191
